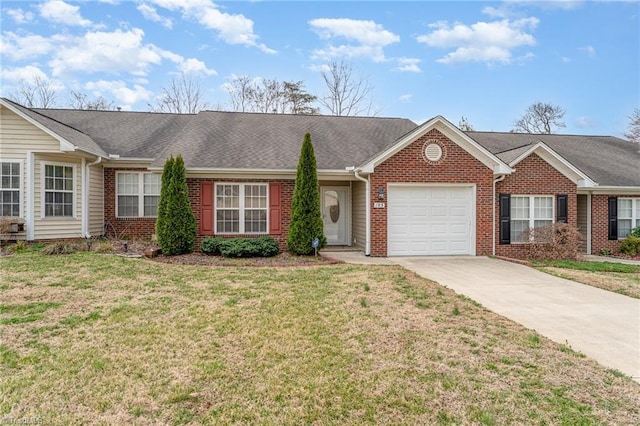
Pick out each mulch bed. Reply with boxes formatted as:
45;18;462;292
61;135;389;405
108;240;341;267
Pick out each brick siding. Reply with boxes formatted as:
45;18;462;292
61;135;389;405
590;194;638;255
369;129;494;257
495;153;577;259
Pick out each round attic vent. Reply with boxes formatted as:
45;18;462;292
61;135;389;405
424;142;443;162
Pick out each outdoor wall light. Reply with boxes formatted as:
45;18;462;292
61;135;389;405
377;187;385;199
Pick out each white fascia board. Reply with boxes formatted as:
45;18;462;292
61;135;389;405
583;186;640;195
510;142;596;186
360;115;512;174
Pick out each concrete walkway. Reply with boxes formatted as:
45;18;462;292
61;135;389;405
324;252;640;381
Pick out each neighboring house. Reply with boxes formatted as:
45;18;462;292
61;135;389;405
1;97;639;258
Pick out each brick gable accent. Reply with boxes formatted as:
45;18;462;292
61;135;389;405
495;153;577;259
369;129;494;257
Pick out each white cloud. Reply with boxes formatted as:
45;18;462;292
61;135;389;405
137;3;173;29
178;58;217;76
38;0;92;27
561;56;571;63
0;32;54;61
147;0;275;53
85;80;153;106
417;17;539;65
576;116;597;128
398;94;412;104
6;8;35;24
394;58;422;73
580;45;596;57
48;28;168;77
309;18;399;62
0;65;49;83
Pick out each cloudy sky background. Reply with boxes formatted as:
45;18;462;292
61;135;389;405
1;0;638;136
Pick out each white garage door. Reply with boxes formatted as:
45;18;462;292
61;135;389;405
388;185;475;256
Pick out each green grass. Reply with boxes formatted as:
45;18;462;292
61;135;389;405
1;252;639;425
535;260;640;273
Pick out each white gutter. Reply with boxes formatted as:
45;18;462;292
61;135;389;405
82;157;102;236
492;174;506;256
350;167;371;256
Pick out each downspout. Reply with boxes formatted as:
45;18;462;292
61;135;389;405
352;168;371;256
492;174;506;256
83;157;102;236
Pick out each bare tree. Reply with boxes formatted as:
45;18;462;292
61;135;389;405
9;76;58;108
319;60;377;116
149;73;209;114
68;91;116;110
624;108;640;144
513;102;566;134
224;76;317;114
458;116;474;131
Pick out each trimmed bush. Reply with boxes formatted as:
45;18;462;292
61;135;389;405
620;236;640;256
629;226;640;238
156;155;196;255
287;133;326;255
201;236;279;258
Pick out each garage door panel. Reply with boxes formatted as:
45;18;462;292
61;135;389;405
388;186;474;256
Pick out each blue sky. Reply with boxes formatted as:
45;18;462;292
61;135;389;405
1;0;638;136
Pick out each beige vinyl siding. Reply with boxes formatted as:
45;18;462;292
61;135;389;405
351;180;365;249
89;165;104;235
33;154;82;239
0;106;62;156
577;194;588;253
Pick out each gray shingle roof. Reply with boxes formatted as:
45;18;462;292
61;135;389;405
33;107;192;159
467;131;640;187
152;111;417;169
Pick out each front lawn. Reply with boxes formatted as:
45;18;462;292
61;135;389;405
536;260;640;299
2;252;639;424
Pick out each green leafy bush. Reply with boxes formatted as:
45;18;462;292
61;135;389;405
201;236;279;258
200;237;224;255
620;236;640;256
629;226;640;238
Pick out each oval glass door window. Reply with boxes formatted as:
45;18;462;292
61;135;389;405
327;191;340;223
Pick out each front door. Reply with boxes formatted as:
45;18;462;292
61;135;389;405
322;187;349;245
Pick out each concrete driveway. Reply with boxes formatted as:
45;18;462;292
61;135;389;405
389;256;640;381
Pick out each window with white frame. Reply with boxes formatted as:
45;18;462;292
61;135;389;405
116;172;161;217
0;161;21;217
44;164;74;217
618;198;640;238
216;183;268;234
510;196;554;243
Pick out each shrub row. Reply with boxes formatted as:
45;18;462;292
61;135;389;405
201;236;279;258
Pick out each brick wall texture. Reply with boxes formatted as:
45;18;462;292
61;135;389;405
369;129;494;257
495;153;578;259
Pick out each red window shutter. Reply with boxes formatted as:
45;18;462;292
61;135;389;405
269;183;282;235
200;181;214;235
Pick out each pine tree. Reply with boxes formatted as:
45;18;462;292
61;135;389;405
157;155;196;255
287;133;326;255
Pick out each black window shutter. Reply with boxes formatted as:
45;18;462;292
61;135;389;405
608;197;618;240
556;194;568;223
499;194;511;245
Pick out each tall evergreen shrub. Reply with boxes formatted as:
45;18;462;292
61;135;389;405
155;155;175;244
287;133;326;255
157;155;196;255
